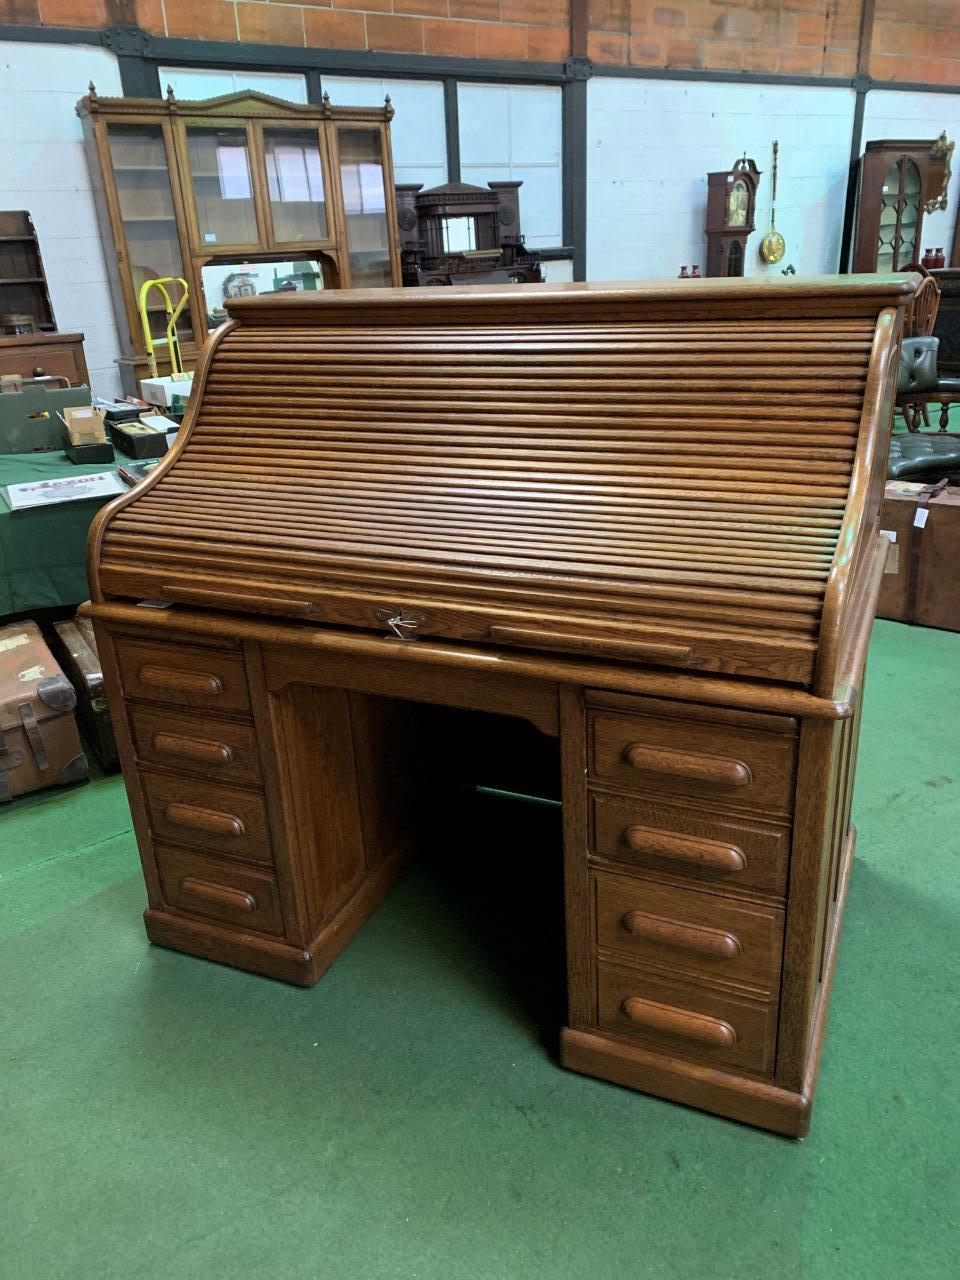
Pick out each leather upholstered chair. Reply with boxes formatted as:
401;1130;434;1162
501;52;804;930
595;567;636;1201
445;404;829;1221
888;431;960;480
896;336;960;431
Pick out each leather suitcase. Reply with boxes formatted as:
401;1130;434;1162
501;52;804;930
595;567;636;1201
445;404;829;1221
51;614;119;770
878;480;960;631
0;621;89;801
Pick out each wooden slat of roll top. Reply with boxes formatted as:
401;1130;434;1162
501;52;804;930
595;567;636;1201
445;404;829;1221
191;432;858;461
107;531;832;594
198;395;865;424
98;538;826;615
105;518;829;594
116;489;840;555
185;435;856;473
193;416;863;440
120;508;836;567
131;476;846;527
95;294;885;685
171;460;851;497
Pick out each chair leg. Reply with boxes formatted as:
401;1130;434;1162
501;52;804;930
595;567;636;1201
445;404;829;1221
940;401;951;431
922;402;932;430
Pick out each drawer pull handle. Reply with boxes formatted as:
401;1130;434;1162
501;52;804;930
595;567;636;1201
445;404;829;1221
152;732;234;767
164;801;245;839
139;664;223;697
179;876;256;914
620;910;741;960
162;584;316;616
621;996;737;1048
490;625;692;663
624;825;746;873
622;743;752;788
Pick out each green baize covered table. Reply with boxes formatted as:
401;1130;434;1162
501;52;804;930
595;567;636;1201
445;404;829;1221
0;451;124;617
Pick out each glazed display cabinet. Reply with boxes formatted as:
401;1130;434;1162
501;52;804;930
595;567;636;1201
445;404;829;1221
77;88;401;395
851;137;952;273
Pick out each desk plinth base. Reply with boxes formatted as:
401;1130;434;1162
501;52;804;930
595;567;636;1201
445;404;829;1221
561;827;856;1137
560;1030;813;1137
144;842;413;987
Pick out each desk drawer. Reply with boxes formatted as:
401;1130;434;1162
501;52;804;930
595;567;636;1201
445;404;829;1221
595;871;784;995
597;961;778;1076
591;791;789;896
142;771;273;866
116;638;250;715
589;707;796;817
156;844;283;937
131;705;261;788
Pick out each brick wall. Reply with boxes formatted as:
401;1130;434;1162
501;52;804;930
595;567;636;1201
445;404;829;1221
2;0;960;89
0;1;572;62
587;1;863;77
870;3;960;86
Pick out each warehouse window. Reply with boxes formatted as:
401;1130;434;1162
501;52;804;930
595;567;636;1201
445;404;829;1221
457;83;562;249
157;68;309;104
320;77;447;190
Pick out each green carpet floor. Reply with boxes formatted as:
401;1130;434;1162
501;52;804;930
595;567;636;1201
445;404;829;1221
1;618;957;1279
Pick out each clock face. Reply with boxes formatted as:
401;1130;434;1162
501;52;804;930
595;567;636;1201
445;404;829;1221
727;178;749;227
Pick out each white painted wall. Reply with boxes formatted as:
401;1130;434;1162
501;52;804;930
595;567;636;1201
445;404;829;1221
862;89;960;266
587;78;856;282
0;42;123;399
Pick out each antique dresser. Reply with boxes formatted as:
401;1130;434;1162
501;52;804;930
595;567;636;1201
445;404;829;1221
86;276;911;1136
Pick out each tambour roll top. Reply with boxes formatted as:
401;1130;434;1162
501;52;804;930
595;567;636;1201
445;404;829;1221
89;276;915;691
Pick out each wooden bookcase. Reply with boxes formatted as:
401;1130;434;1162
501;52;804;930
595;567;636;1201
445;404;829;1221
0;210;56;332
76;87;401;394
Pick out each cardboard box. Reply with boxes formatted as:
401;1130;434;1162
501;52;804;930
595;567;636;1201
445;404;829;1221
139;372;194;409
62;405;114;463
63;405;107;446
878;480;960;631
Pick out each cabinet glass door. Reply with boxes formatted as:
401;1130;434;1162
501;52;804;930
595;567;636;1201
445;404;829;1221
186;126;260;248
337;127;393;287
878;158;922;271
107;123;193;345
263;128;328;244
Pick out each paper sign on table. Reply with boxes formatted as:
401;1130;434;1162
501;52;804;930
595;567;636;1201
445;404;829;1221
1;470;125;511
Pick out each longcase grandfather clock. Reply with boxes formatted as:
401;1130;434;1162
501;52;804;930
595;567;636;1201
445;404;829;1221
705;155;761;277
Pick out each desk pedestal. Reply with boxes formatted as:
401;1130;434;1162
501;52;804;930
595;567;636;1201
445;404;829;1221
91;607;861;1137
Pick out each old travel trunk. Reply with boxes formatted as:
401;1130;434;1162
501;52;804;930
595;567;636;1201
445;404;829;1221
51;613;119;770
0;620;88;801
878;480;960;631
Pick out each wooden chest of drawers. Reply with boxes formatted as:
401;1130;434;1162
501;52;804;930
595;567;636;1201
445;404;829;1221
0;332;89;387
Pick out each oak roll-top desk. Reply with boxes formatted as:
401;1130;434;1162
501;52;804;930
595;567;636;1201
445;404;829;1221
85;276;911;1137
